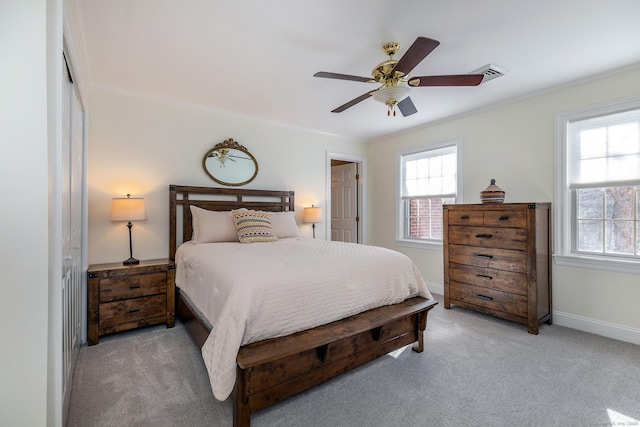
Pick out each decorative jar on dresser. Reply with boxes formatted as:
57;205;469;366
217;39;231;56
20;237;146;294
87;258;176;345
442;203;552;334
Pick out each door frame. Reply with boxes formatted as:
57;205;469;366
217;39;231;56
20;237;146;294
326;151;367;244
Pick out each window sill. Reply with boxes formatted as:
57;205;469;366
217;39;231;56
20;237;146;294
553;254;640;275
395;239;443;251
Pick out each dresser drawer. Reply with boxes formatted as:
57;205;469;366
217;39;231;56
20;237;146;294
448;244;527;273
99;272;167;302
448;226;527;250
449;263;527;295
483;210;527;228
449;281;528;318
99;294;167;328
447;210;484;226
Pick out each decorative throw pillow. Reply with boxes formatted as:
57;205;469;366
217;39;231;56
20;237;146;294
190;206;239;243
231;209;278;243
269;211;300;238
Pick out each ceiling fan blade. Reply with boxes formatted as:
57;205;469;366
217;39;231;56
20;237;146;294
408;74;484;87
392;37;440;77
331;92;373;113
397;97;417;117
314;72;372;83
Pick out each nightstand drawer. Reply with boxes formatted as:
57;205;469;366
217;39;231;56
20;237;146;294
448;244;527;273
449;281;527;318
99;294;167;328
99;272;167;302
449;263;527;295
448;226;527;250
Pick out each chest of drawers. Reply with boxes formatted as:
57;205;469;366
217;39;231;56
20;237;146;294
443;203;552;334
87;259;175;345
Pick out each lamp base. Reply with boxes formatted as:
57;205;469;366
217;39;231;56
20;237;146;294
123;257;140;265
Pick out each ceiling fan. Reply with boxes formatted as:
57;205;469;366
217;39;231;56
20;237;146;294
314;36;484;117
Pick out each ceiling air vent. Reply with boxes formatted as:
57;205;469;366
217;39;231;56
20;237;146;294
470;64;506;83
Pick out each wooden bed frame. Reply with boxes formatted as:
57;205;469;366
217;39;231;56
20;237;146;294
169;184;438;427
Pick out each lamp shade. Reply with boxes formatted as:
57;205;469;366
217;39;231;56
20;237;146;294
303;206;323;223
372;85;411;106
111;195;146;222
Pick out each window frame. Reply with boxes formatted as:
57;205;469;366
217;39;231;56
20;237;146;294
396;138;463;249
554;96;640;274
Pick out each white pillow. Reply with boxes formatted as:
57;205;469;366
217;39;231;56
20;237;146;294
190;206;239;243
269;211;300;238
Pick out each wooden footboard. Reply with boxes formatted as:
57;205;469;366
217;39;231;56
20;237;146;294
177;289;437;427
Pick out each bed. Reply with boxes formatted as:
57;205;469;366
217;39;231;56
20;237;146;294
169;185;438;427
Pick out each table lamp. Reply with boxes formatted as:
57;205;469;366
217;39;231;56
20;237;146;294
111;194;146;265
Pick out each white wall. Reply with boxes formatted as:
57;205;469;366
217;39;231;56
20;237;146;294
87;88;367;264
0;0;57;425
368;66;640;338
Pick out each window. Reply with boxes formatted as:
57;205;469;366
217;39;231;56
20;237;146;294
555;97;640;272
397;140;462;246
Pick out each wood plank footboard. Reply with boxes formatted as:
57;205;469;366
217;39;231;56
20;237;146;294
232;296;438;427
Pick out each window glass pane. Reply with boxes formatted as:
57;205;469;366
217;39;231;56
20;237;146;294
415;178;427;195
442;153;456;176
429;156;442;177
577;220;603;252
580;127;606;158
578;158;607;183
605;220;634;254
637;222;640;255
609;122;638;155
428;176;442;194
608;155;640;181
605;186;634;219
416;158;428;178
405;160;417;180
405;197;451;240
577;188;603;219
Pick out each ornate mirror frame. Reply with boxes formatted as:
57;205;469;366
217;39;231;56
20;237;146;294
202;138;259;186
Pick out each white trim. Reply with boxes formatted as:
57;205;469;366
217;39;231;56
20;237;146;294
395;239;443;251
396;137;464;242
326;151;367;244
554;254;640;275
553;310;640;346
554;95;640;266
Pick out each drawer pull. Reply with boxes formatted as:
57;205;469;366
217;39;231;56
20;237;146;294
129;284;141;289
128;308;141;313
475;254;494;259
498;215;510;221
460;215;470;220
476;294;494;301
475;234;493;239
476;274;493;280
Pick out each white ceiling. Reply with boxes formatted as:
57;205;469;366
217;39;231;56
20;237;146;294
73;0;640;141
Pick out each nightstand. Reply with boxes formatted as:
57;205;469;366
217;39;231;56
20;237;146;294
87;258;175;345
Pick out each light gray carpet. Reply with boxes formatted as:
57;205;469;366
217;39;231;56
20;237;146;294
67;295;640;427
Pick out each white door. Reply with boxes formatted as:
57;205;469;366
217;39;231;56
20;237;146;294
61;63;84;422
331;162;359;243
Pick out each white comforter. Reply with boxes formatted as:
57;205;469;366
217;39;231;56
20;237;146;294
175;238;432;401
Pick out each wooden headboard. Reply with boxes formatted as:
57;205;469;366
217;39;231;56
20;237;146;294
169;185;295;260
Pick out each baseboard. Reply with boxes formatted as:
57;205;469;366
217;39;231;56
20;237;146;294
553;310;640;346
426;282;639;346
426;282;444;297
427;283;638;345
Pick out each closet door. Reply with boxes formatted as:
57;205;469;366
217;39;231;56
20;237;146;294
61;62;84;420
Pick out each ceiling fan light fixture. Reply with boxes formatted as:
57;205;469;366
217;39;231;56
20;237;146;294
372;85;411;116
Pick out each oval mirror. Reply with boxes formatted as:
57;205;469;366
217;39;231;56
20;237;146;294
202;138;258;186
